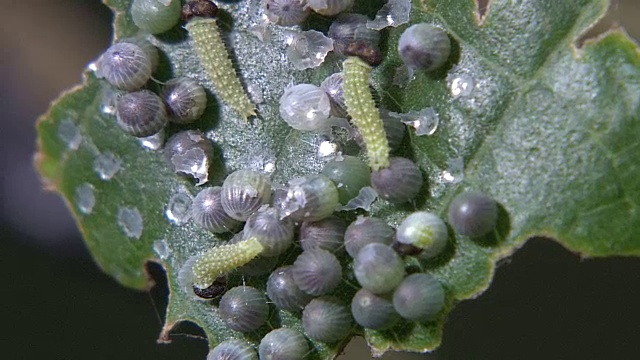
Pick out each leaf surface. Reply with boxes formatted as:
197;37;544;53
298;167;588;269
35;0;640;357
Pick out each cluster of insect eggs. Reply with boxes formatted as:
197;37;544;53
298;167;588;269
89;0;504;358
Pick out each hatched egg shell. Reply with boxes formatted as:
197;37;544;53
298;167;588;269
302;296;353;343
320;72;348;118
396;211;448;257
279;84;332;131
292;248;342;296
278;174;339;222
163;130;214;186
328;13;380;57
219;286;269;332
305;0;354;16
286;30;334;70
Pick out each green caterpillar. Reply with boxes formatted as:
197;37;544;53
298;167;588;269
186;17;256;119
342;56;390;170
191;237;264;289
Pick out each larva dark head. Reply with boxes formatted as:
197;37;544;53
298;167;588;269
344;40;383;66
328;13;382;65
192;276;226;299
181;0;218;22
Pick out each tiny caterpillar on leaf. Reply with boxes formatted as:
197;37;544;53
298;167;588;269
191;237;264;289
186;17;256;119
342;56;390;170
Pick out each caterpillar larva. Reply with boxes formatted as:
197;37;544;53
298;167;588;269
191;237;264;289
183;1;256;119
342;56;390;170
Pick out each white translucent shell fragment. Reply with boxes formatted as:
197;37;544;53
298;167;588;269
389;107;439;136
285;30;334;70
279;84;332;131
367;0;411;30
305;0;355;16
338;186;378;211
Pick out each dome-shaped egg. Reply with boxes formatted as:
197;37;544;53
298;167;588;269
398;23;451;72
321;155;371;204
351;288;400;330
344;216;394;258
161;77;207;124
219;286;269;332
447;191;498;237
221;169;272;221
259;328;309;360
192;186;242;233
299;216;347;252
279;84;332;131
115;90;167;137
371;157;423;203
392;273;445;323
292;248;342;296
243;207;295;257
207;339;258;360
354;243;406;294
266;266;313;312
131;0;181;34
302;296;353;343
97;42;152;91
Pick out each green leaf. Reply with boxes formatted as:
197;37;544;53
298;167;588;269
35;0;640;358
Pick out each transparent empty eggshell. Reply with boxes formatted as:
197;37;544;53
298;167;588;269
279;84;332;131
285;30;334;70
367;0;412;30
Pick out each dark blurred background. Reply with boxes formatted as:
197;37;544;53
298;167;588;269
1;1;639;359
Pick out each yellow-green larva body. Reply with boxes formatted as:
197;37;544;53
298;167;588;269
186;18;256;119
192;237;264;289
343;56;390;170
